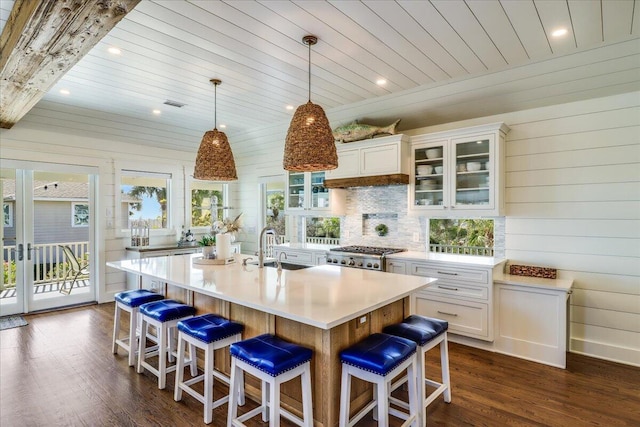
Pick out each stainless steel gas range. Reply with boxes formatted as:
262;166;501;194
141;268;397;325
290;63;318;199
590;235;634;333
326;246;407;271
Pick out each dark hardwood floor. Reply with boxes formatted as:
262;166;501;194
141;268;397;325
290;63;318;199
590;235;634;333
1;303;638;426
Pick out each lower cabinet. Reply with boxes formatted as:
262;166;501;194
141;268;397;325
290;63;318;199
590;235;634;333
273;246;329;266
386;260;407;274
413;294;489;339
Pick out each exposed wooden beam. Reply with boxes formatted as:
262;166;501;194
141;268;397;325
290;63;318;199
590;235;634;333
323;174;409;188
0;0;140;129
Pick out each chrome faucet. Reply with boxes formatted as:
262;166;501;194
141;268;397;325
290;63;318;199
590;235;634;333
258;227;277;268
276;251;288;272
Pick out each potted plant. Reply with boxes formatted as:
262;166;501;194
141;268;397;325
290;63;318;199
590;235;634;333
375;223;388;237
198;234;216;259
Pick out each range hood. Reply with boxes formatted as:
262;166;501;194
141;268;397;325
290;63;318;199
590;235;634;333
323;174;409;188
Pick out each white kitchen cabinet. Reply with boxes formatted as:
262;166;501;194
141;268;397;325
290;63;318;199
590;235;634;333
286;171;331;212
273;245;330;266
494;275;573;368
409;122;509;216
386;260;407;274
405;258;501;342
325;134;410;179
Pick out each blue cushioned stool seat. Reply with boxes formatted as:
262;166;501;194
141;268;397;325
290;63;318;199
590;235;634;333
115;289;164;307
177;314;244;344
383;315;448;346
228;334;314;426
340;333;417;376
339;333;419;426
174;314;245;424
140;299;196;322
230;333;313;377
112;289;165;367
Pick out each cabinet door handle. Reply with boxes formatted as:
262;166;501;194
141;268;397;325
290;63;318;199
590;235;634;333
437;310;458;317
437;271;458;276
438;285;458;291
288;254;298;258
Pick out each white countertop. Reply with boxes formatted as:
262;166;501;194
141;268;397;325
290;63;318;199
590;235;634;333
387;251;506;268
107;254;435;330
494;272;573;292
273;242;337;251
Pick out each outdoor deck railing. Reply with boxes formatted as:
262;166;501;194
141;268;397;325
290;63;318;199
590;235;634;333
2;241;89;290
429;244;494;257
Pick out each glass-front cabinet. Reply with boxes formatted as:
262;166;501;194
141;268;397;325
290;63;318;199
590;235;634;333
410;123;509;216
286;171;330;211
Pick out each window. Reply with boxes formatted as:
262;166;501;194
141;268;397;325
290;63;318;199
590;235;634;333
305;217;340;244
265;182;285;237
190;180;225;229
429;218;494;257
3;203;12;227
120;171;170;230
72;203;89;227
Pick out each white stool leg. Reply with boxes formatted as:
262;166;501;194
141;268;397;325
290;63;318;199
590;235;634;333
441;334;452;403
269;378;281;427
112;303;121;354
338;367;351;427
301;364;313;427
136;317;148;374
189;342;198;377
127;307;138;367
262;380;269;422
376;380;389;427
227;358;240;427
417;346;427;427
158;322;168;389
203;345;214;424
174;333;186;402
238;367;245;406
407;356;419;427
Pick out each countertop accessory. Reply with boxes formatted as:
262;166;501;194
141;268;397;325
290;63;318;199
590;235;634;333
283;35;337;172
508;263;557;279
194;79;237;181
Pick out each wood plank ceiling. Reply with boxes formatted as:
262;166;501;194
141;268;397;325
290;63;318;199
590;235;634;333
1;0;639;148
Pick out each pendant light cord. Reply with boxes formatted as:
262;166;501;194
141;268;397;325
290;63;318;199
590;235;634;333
214;81;217;130
308;39;311;102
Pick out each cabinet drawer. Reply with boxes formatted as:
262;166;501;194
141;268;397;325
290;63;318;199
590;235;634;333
275;249;313;266
414;295;489;339
410;263;489;285
424;282;488;300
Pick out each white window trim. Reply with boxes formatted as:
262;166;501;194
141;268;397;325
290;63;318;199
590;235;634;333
115;161;178;237
185;174;229;233
3;202;13;227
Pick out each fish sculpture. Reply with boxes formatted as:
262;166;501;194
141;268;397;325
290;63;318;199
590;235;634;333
332;119;401;143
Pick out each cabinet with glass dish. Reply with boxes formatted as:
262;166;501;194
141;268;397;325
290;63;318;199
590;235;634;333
286;171;331;212
409;122;509;216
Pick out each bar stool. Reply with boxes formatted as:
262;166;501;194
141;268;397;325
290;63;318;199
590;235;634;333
174;314;244;424
137;299;197;389
112;289;164;366
227;334;313;427
383;315;451;427
339;333;419;427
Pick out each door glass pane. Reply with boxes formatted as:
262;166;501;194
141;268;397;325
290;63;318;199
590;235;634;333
1;168;19;314
310;171;328;208
288;172;304;208
32;171;91;301
455;139;490;206
414;144;444;206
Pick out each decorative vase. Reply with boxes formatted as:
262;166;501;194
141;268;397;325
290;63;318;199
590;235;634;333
202;246;215;259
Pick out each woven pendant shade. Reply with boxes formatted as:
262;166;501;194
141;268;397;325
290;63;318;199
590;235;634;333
283;35;338;172
194;129;237;180
194;79;237;181
283;101;337;171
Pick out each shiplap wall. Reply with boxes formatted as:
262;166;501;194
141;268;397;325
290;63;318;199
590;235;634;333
1;89;637;366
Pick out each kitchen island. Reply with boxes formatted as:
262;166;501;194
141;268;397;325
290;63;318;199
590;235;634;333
107;253;436;427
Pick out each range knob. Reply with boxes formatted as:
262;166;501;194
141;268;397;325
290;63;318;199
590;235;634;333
366;263;372;268
340;259;346;265
373;263;379;269
357;262;363;267
348;259;355;266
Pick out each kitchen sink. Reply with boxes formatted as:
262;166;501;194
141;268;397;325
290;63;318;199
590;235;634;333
262;261;311;271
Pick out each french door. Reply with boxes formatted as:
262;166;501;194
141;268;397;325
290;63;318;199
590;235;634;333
1;161;97;315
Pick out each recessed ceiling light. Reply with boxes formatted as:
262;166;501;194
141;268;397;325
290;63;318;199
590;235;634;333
286;105;294;110
219;124;226;129
108;47;122;55
59;89;70;95
152;109;161;115
551;28;568;37
376;79;387;86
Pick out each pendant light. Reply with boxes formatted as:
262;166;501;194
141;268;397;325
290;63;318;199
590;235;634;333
194;79;238;181
283;35;338;172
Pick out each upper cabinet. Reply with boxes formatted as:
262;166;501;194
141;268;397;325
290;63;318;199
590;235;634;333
410;123;510;216
325;134;410;180
286;171;330;212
